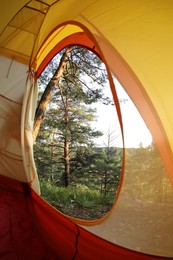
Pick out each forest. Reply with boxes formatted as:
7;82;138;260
33;45;173;220
33;45;122;219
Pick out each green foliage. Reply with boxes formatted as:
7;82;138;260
40;180;115;219
34;45;122;219
124;141;173;204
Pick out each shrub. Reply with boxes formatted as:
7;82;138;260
40;180;115;219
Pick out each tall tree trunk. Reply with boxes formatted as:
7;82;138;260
64;94;70;187
64;138;70;187
33;46;73;142
103;170;108;195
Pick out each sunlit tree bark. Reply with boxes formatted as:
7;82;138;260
33;46;73;141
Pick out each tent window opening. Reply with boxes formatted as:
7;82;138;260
33;45;123;220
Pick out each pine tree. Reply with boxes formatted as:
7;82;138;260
95;129;122;195
34;46;110;187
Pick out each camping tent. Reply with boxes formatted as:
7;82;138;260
0;0;173;259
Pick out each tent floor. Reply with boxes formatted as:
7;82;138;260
0;178;170;260
0;187;56;260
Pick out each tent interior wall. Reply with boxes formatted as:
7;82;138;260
0;0;173;259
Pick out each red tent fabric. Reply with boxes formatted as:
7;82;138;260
0;175;170;260
0;181;56;259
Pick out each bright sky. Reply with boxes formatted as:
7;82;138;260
92;79;152;148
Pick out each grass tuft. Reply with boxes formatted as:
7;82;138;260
40;180;115;219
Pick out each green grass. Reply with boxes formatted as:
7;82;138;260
40;180;115;219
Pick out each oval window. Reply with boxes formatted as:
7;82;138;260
33;45;123;220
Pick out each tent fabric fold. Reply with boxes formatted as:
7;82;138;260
0;177;56;260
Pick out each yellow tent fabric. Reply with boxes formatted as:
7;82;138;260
1;0;173;258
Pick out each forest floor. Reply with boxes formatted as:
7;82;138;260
50;201;112;220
